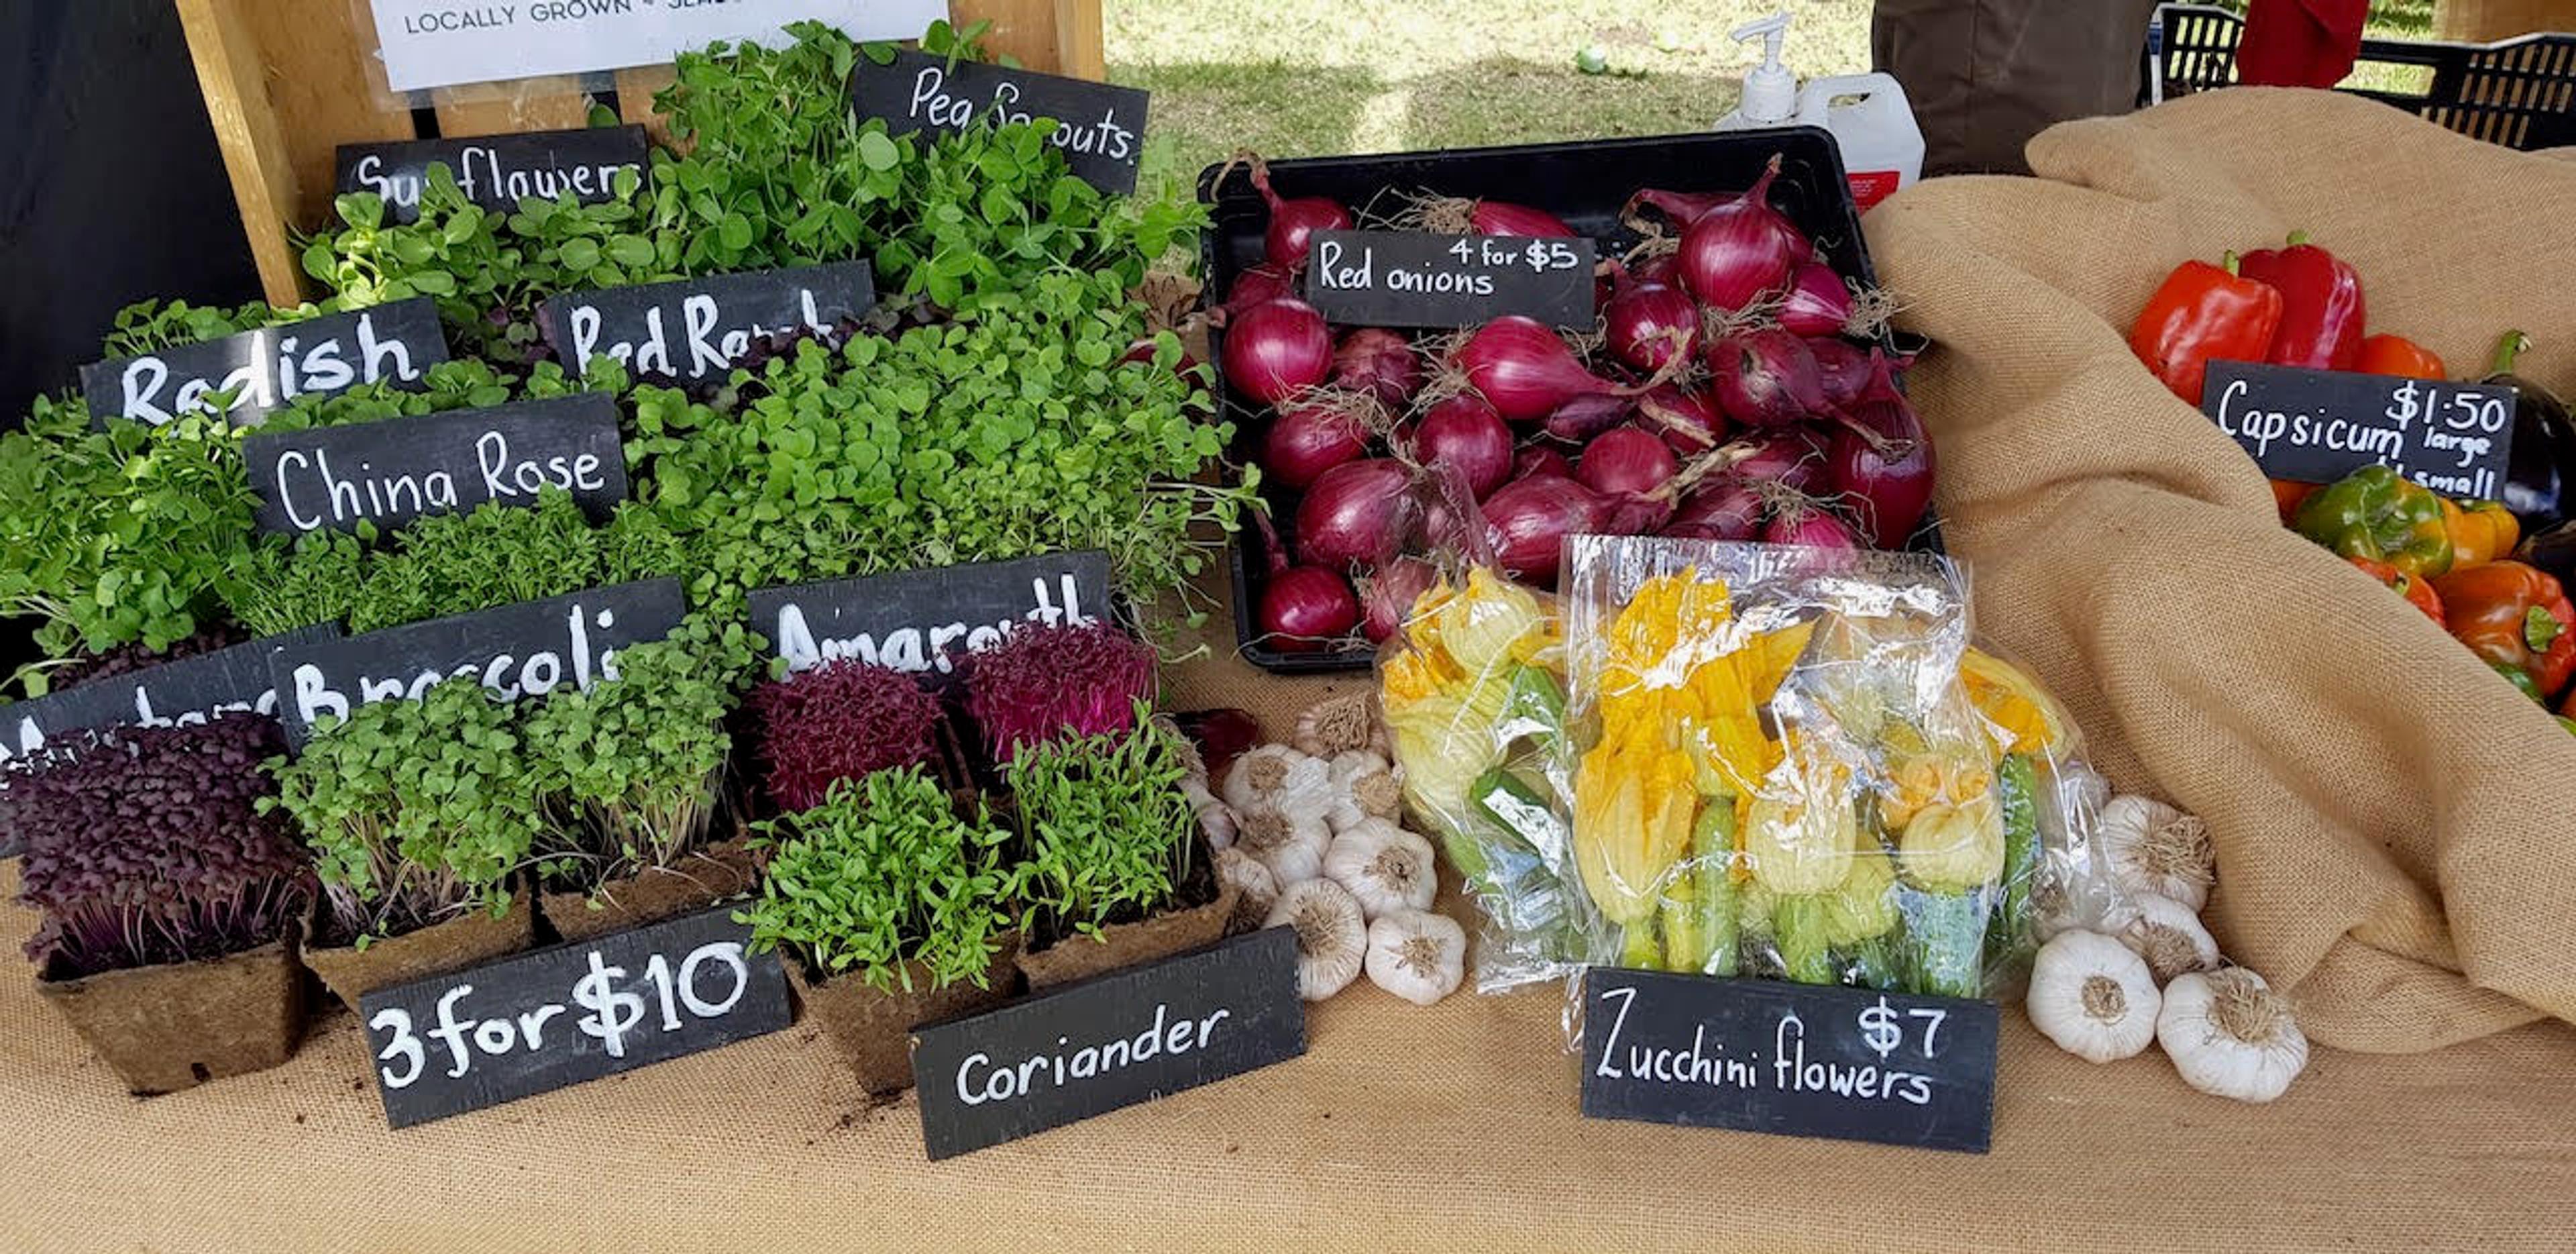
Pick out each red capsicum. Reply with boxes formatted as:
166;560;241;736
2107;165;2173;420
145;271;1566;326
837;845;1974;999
2129;252;2284;405
2356;333;2445;380
2349;556;2445;627
2236;231;2366;371
2432;560;2576;700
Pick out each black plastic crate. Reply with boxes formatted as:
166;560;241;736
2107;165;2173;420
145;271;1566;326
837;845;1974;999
2146;4;2576;151
1198;127;1913;674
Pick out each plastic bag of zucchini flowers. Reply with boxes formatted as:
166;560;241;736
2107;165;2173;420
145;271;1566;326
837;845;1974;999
1554;536;2103;1010
1373;490;1611;993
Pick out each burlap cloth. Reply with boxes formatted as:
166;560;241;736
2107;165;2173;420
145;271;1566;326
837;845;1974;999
1863;87;2576;1055
11;91;2576;1250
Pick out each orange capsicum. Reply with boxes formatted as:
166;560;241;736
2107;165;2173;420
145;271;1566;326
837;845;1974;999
2432;560;2576;700
2356;334;2447;380
2439;497;2520;570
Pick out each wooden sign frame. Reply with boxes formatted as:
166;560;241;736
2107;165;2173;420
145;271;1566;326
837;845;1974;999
172;0;1108;307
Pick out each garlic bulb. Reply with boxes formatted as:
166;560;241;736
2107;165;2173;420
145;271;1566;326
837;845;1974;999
1222;744;1334;817
2098;794;2215;912
1293;692;1391;760
1268;878;1367;1000
1364;910;1465;1006
1216;847;1279;931
2121;892;2220;984
1322;819;1437;920
2157;968;2308;1103
2026;930;2160;1063
1326;749;1405;831
1181;776;1236;851
1234;803;1330;885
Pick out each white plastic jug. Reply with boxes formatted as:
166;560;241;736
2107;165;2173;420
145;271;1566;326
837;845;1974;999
1795;73;1924;213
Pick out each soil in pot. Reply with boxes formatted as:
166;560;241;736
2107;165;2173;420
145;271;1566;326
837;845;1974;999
1014;853;1240;991
303;887;537;1008
37;939;306;1095
788;935;1022;1095
540;837;765;943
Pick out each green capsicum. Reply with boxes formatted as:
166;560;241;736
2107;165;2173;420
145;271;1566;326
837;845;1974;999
2295;464;2455;578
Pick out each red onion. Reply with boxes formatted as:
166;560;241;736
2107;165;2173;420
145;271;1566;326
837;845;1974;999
1811;339;1917;409
1481;476;1607;584
1472;201;1577;238
1416;197;1578;238
1626;188;1729;229
1544;393;1631;444
1404;395;1514;499
1224;299;1332;406
1223;264;1297;318
1175;708;1262;778
1637;385;1725;454
1676;156;1811;313
1233;152;1351;272
1633;249;1682;287
1513;445;1574;481
1330;328;1423;410
1829;353;1937;547
1361;557;1440;643
1295;458;1415;569
1258;566;1360;651
1457;315;1638;424
1261;397;1371;490
1733;426;1831;495
1583;426;1680;534
1664;480;1762;541
1578;425;1679;500
1605;266;1700;373
1778;262;1854;337
1762;496;1864;550
1707;329;1829;428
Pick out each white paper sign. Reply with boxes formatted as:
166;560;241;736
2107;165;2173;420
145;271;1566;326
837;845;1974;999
368;0;951;93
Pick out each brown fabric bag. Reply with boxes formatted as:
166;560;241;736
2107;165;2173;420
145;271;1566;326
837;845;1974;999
1863;87;2576;1052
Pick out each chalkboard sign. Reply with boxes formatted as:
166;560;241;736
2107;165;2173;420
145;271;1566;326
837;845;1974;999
540;262;875;384
746;550;1114;680
335;125;649;223
0;625;337;776
2204;360;2519;499
360;907;790;1129
1305;230;1597;330
849;50;1150;195
241;393;627;537
80;299;448;429
1579;969;1999;1153
910;928;1305;1160
268;578;685;746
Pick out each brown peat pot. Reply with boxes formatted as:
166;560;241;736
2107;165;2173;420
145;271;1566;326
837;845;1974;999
36;939;307;1095
303;887;537;1008
539;837;764;943
1014;877;1241;992
788;935;1022;1095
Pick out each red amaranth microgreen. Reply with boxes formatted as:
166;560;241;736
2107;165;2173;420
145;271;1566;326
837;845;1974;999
11;716;314;979
963;621;1158;763
750;659;943;812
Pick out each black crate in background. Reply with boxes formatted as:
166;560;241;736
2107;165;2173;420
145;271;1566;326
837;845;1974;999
1196;128;1902;674
2146;4;2576;152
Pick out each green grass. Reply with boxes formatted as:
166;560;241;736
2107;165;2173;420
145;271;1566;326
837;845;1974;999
1108;1;1876;188
1109;0;2463;191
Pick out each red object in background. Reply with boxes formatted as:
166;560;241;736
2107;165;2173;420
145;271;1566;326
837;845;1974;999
2239;0;2370;89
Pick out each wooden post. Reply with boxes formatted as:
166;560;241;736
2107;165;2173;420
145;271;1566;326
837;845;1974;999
177;0;1106;307
2438;1;2570;42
